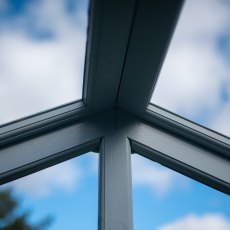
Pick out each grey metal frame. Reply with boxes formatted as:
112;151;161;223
0;0;229;229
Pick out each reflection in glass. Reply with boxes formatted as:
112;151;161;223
151;0;230;137
132;154;230;230
0;0;89;125
0;152;98;230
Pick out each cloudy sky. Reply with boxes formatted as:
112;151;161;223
132;154;230;230
0;0;87;124
0;0;229;230
1;152;99;230
1;152;229;230
151;0;230;137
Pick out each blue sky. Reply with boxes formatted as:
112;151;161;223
0;0;229;230
1;152;99;230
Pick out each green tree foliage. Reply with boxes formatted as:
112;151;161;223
0;189;52;230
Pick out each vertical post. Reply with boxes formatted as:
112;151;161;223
99;133;133;230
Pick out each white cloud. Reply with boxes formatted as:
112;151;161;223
210;104;230;137
9;160;82;198
0;0;88;124
132;154;189;196
151;0;230;136
158;214;230;230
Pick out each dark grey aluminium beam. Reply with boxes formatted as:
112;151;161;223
131;141;230;195
0;109;114;185
1;108;228;194
117;0;183;115
146;104;230;159
0;0;137;147
0;101;88;147
0;108;229;230
99;132;133;230
85;0;137;112
117;109;230;195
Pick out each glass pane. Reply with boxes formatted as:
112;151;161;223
0;152;98;230
151;0;230;137
132;154;230;230
0;0;89;125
